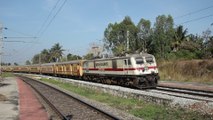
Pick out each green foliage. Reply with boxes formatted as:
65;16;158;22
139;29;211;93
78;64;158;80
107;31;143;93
204;36;213;58
25;60;31;65
0;72;14;77
150;15;174;59
49;43;64;62
137;18;151;52
14;62;18;66
104;16;139;55
32;54;40;64
67;53;82;60
83;53;94;60
172;25;188;51
31;43;64;64
103;15;213;60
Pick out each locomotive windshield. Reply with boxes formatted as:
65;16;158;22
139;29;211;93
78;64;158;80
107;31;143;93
145;57;154;63
135;57;144;64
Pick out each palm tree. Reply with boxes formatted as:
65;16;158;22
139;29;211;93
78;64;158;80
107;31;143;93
40;49;50;63
172;25;188;51
49;43;64;62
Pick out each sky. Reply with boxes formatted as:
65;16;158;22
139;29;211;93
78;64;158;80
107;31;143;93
0;0;213;65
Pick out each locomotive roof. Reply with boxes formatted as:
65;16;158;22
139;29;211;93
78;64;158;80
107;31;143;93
86;53;154;61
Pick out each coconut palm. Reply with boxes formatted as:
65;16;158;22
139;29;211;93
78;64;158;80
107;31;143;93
49;43;64;62
172;25;188;51
40;49;50;63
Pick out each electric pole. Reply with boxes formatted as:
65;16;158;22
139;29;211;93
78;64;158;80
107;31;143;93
0;23;3;76
127;30;129;52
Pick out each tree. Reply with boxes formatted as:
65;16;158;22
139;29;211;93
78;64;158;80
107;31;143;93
202;28;211;43
175;34;204;59
14;62;18;66
206;36;213;58
67;53;82;61
150;15;175;59
40;49;50;63
103;16;138;56
137;18;151;52
172;25;188;51
49;43;64;62
25;60;31;65
32;54;40;64
83;53;94;60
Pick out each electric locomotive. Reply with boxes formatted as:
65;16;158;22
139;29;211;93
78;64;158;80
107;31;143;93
83;53;159;88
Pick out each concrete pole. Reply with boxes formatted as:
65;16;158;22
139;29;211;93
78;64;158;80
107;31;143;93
0;23;3;76
127;30;129;52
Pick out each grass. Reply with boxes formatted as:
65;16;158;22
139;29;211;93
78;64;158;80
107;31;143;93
40;78;212;120
158;59;213;84
0;72;14;78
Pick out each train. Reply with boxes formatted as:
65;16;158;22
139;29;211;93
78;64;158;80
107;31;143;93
2;53;159;89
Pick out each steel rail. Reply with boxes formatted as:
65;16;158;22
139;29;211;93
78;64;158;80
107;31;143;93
157;86;213;98
154;87;213;102
18;75;71;120
17;75;120;120
158;85;213;94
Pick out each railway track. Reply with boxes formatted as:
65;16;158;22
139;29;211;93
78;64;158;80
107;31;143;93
17;75;119;120
150;86;213;102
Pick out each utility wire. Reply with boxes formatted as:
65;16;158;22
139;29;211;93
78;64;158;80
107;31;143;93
178;14;213;25
175;5;213;19
5;27;35;37
4;37;37;39
3;40;38;43
36;0;61;37
38;0;67;37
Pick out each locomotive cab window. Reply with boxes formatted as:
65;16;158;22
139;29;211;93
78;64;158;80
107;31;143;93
124;59;131;65
146;57;154;63
135;57;144;64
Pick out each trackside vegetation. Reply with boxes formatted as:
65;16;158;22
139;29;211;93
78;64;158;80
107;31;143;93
0;72;14;78
40;78;212;120
159;59;213;84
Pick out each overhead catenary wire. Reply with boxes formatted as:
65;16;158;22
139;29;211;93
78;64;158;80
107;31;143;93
3;40;38;44
20;0;67;64
5;27;35;37
174;5;213;19
178;14;213;25
36;0;61;37
37;0;68;38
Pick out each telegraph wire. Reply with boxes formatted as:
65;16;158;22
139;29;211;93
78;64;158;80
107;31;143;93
36;0;61;37
3;40;38;44
4;27;35;37
178;14;213;25
174;5;213;19
37;0;68;38
22;0;67;65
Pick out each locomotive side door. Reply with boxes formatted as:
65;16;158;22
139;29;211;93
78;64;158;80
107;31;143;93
123;59;129;75
83;61;89;73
